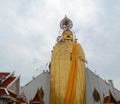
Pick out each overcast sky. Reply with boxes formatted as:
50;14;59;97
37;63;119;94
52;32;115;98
0;0;120;89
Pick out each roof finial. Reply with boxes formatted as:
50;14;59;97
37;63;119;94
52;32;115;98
60;15;73;30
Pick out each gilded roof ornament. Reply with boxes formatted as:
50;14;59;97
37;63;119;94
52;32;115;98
60;16;73;30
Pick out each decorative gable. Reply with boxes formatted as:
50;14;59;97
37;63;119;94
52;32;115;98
30;87;45;104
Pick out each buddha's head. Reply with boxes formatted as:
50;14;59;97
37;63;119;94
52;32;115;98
62;30;73;41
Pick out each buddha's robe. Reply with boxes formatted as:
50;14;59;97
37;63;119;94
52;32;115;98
50;41;86;104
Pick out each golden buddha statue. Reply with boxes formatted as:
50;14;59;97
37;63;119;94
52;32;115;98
50;16;86;104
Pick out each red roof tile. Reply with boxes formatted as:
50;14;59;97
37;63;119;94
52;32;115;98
0;77;15;87
17;98;26;103
0;88;8;95
117;101;120;104
8;90;17;98
0;72;10;78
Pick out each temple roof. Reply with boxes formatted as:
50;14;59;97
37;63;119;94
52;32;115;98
0;71;27;103
0;77;16;87
0;72;18;96
0;88;9;95
0;72;10;78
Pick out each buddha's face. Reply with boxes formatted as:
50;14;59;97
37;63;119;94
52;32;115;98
62;30;73;40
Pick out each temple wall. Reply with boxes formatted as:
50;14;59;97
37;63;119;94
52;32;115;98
86;67;120;103
21;72;50;104
114;89;120;101
86;68;110;104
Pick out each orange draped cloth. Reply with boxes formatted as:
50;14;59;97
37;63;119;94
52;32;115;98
64;43;78;104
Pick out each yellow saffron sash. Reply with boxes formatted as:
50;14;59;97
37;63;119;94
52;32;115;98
64;43;78;104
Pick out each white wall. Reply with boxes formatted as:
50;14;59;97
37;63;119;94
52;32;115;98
86;67;120;104
21;72;50;104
